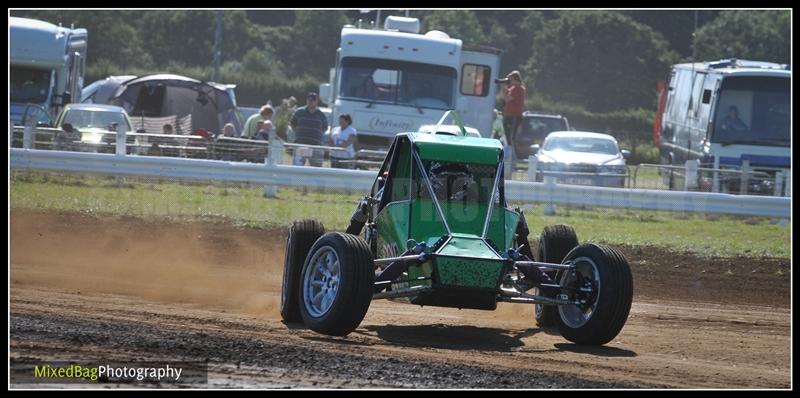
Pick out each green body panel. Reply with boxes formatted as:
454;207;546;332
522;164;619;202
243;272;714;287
437;235;499;259
435;256;506;289
387;137;412;202
484;207;521;252
409;199;448;248
438;202;489;235
504;210;520;250
410;133;503;165
375;201;410;257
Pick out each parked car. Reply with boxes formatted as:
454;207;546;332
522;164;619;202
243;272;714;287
531;131;630;187
52;103;138;153
513;111;571;159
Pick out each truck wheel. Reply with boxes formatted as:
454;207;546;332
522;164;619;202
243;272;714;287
280;219;325;323
555;244;633;345
535;225;578;327
299;232;375;336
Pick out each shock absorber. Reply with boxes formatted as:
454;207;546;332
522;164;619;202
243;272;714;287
345;196;371;236
514;208;536;261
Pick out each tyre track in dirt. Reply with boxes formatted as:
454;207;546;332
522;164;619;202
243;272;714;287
9;209;791;388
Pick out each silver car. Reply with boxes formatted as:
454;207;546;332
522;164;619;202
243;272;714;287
53;103;137;153
531;131;630;187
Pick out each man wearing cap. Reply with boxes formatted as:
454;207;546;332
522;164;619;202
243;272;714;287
242;104;275;139
290;92;329;167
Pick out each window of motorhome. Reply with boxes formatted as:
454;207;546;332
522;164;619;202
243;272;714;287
711;76;790;147
673;70;693;120
689;72;706;116
11;66;51;103
461;64;491;96
339;57;456;109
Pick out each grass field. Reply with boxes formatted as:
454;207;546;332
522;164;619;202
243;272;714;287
10;171;790;258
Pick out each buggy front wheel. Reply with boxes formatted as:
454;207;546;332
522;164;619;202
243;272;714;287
555;243;633;345
299;232;375;336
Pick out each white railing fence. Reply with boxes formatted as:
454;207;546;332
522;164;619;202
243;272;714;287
10;148;790;219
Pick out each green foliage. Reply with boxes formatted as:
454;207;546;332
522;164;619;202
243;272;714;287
626;143;661;165
527;11;678;112
290;11;349;80
273;96;299;140
419;10;487;44
695;10;790;64
623;10;720;57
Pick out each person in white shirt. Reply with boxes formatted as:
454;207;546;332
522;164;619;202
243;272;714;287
328;113;357;169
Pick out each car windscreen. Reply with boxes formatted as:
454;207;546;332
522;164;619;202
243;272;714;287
543;137;619;155
11;66;51;104
711;76;789;147
520;117;568;138
339;57;456;109
62;109;131;132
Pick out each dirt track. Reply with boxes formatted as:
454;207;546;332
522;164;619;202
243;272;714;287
9;210;791;388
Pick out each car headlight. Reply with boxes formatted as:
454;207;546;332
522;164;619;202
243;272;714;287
599;165;627;175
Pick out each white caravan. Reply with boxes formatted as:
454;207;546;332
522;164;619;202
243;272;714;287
319;16;501;150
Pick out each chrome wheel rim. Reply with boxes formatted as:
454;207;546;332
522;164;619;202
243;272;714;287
558;256;600;328
302;245;340;318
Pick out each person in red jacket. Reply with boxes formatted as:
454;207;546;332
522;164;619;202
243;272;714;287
501;70;526;157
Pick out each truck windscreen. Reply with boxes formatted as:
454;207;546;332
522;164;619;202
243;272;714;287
11;66;51;104
712;76;789;147
339;57;456;109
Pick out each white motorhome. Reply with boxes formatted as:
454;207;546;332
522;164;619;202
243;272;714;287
10;17;88;126
319;16;501;150
657;59;790;193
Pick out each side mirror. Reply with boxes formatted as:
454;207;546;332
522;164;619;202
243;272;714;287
621;149;631;159
529;144;540;156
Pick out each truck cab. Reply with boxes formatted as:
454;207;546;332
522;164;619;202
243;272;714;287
658;59;790;193
10;17;88;127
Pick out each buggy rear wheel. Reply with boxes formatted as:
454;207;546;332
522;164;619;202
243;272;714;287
535;224;578;327
555;243;633;345
280;219;325;323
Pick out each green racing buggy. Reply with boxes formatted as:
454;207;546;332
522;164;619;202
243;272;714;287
280;126;633;345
